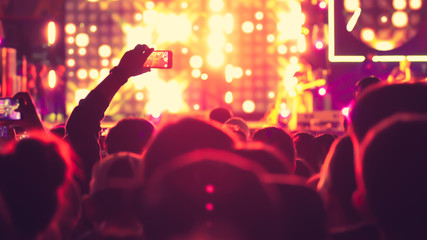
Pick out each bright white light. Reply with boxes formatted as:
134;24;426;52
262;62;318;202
90;25;97;32
392;11;408;28
135;13;143;21
346;7;361;32
76;33;89;47
344;0;360;12
318;87;327;96
192;69;201;78
67;59;75;67
256;24;263;31
393;0;407;10
255;11;264;20
242;21;254;33
146;1;155;9
77;69;88;80
67;37;75;44
201;73;209;80
47;21;56;45
48;70;56;88
315;40;325;50
361;28;375;42
225;91;233;103
135;92;144;101
341;106;350;117
101;59;109;67
268;91;275;99
190;56;203;68
410;0;422;10
75;89;90;104
98;45;112;58
78;48;87;56
89;69;99;79
319;1;328;9
65;23;76;34
181;2;188;8
242;100;255;113
278;45;288;54
225;43;233;53
209;15;225;32
224;14;234;34
207;52;225;67
208;33;226;50
193;104;200;110
267;34;275;42
210;0;224;12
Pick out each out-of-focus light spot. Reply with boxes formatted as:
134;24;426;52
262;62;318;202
192;69;201;78
278;45;288;54
319;1;328;9
89;69;99;79
112;58;120;66
98;45;112;58
208;52;225;67
201;73;209;80
67;59;75;67
267;34;275;42
256;24;263;31
225;65;233;83
206;203;214;211
233;67;243;79
297;35;307;53
135;13;143;21
224;14;234;34
193;104;200;110
48;70;56;88
99;68;110;82
101;59;109;67
135;92;144;101
245;69;252;76
181;48;188;54
181;2;188;8
126;26;153;47
210;0;224;12
68;49;74;55
344;0;360;12
318;87;327;96
193;25;199;31
315;40;325;50
346;7;361;32
205;185;215;193
302;27;310;35
361;28;375;42
380;16;388;23
76;33;89;47
78;48;87;56
242;100;255;113
280;109;291;118
151;111;161;119
290;46;298;53
77;69;88;80
290;56;299;64
341;106;350;118
90;25;97;32
280;102;287;109
65;23;76;34
410;0;422;10
190;56;203;69
268;91;275;99
145;78;184;115
47;21;56;45
242;21;254;33
392;11;408;28
374;41;394;51
209;15;225;32
75;89;90;104
393;0;407;10
208;33;226;50
225;43;233;53
255;11;264;20
146;1;155;9
67;37;75;44
225;91;233;103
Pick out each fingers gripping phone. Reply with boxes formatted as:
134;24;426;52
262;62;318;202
0;98;21;121
144;50;173;69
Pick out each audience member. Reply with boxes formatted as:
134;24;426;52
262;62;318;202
224;117;250;142
209;107;233;124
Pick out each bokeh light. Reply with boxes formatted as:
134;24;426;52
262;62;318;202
242;100;255;113
75;33;89;47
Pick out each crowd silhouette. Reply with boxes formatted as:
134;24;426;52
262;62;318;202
1;44;427;240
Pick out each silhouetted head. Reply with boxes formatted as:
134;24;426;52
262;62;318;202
252;127;296;171
293;132;318;173
209;107;233;124
313;133;336;167
224;117;250;142
50;123;66;138
354;76;382;98
143;117;236;180
105;117;155;155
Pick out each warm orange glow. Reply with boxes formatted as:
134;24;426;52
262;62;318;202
210;0;224;12
207;52;225;67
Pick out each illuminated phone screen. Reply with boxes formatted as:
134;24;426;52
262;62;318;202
144;50;173;69
0;98;21;120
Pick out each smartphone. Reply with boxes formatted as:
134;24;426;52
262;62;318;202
0;98;21;121
144;50;173;69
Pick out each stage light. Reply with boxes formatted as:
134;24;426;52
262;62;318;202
278;45;287;54
98;44;112;58
344;0;360;12
210;0;224;12
181;48;188;54
193;104;200;110
112;58;120;66
290;46;298;53
297;35;307;53
67;37;75;44
208;33;226;50
205;203;214;212
89;25;97;32
146;1;155;10
101;59;109;67
392;11;408;28
224;14;234;34
75;89;90;104
134;13;143;21
280;109;291;118
209;15;225;32
410;0;422;10
47;21;56;45
135;92;144;101
393;0;407;10
190;56;203;69
99;69;110;82
318;87;327;96
374;41;395;51
207;52;225;67
319;1;328;10
225;43;233;53
65;23;76;34
225;91;233;103
68;49;74;55
89;69;99;80
205;185;215;194
361;28;375;42
48;70;56;88
192;69;201;78
67;59;75;67
242;100;255;113
78;48;87;56
268;91;275;99
290;56;299;64
76;33;89;47
341;106;350;118
245;69;252;76
242;21;254;34
201;73;209;80
77;69;88;80
181;2;188;9
380;16;388;23
256;24;263;31
315;40;325;50
255;11;264;20
267;34;275;43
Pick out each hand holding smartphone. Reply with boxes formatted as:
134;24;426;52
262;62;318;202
144;50;173;69
0;98;21;121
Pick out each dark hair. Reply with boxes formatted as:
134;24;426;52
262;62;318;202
209;107;233;124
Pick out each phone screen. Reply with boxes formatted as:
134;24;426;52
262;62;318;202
0;98;21;121
144;50;173;69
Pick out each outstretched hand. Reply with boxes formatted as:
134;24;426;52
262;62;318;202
115;44;154;78
12;92;44;131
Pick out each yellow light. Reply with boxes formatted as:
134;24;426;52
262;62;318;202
75;89;90;104
225;91;233;104
143;10;158;25
98;45;112;58
146;1;155;9
256;24;263;31
344;0;360;12
192;69;201;78
65;23;76;34
224;14;234;34
67;59;75;67
182;48;188;54
410;0;422;10
68;49;74;55
268;91;275;99
374;41;395;51
242;100;255;113
233;67;243;79
99;68;110;83
278;45;288;54
381;16;388;23
135;13;143;21
290;57;299;64
207;52;225;68
135;92;144;101
145;77;184;116
78;48;87;56
290;46;298;53
255;11;264;20
201;73;208;80
101;59;109;67
67;37;75;44
225;65;233;83
190;56;203;69
47;21;56;45
392;11;408;28
209;15;225;32
76;33;89;47
319;1;328;9
89;69;99;79
297;35;307;53
210;0;224;12
181;2;188;8
372;55;406;62
393;0;407;10
112;58;120;66
77;69;88;80
193;25;199;31
193;104;200;110
267;34;275;42
126;26;153;48
346;7;361;32
361;28;375;42
90;25;97;32
225;43;233;53
242;21;254;33
315;41;324;49
245;69;252;76
208;33;226;50
48;70;56;88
